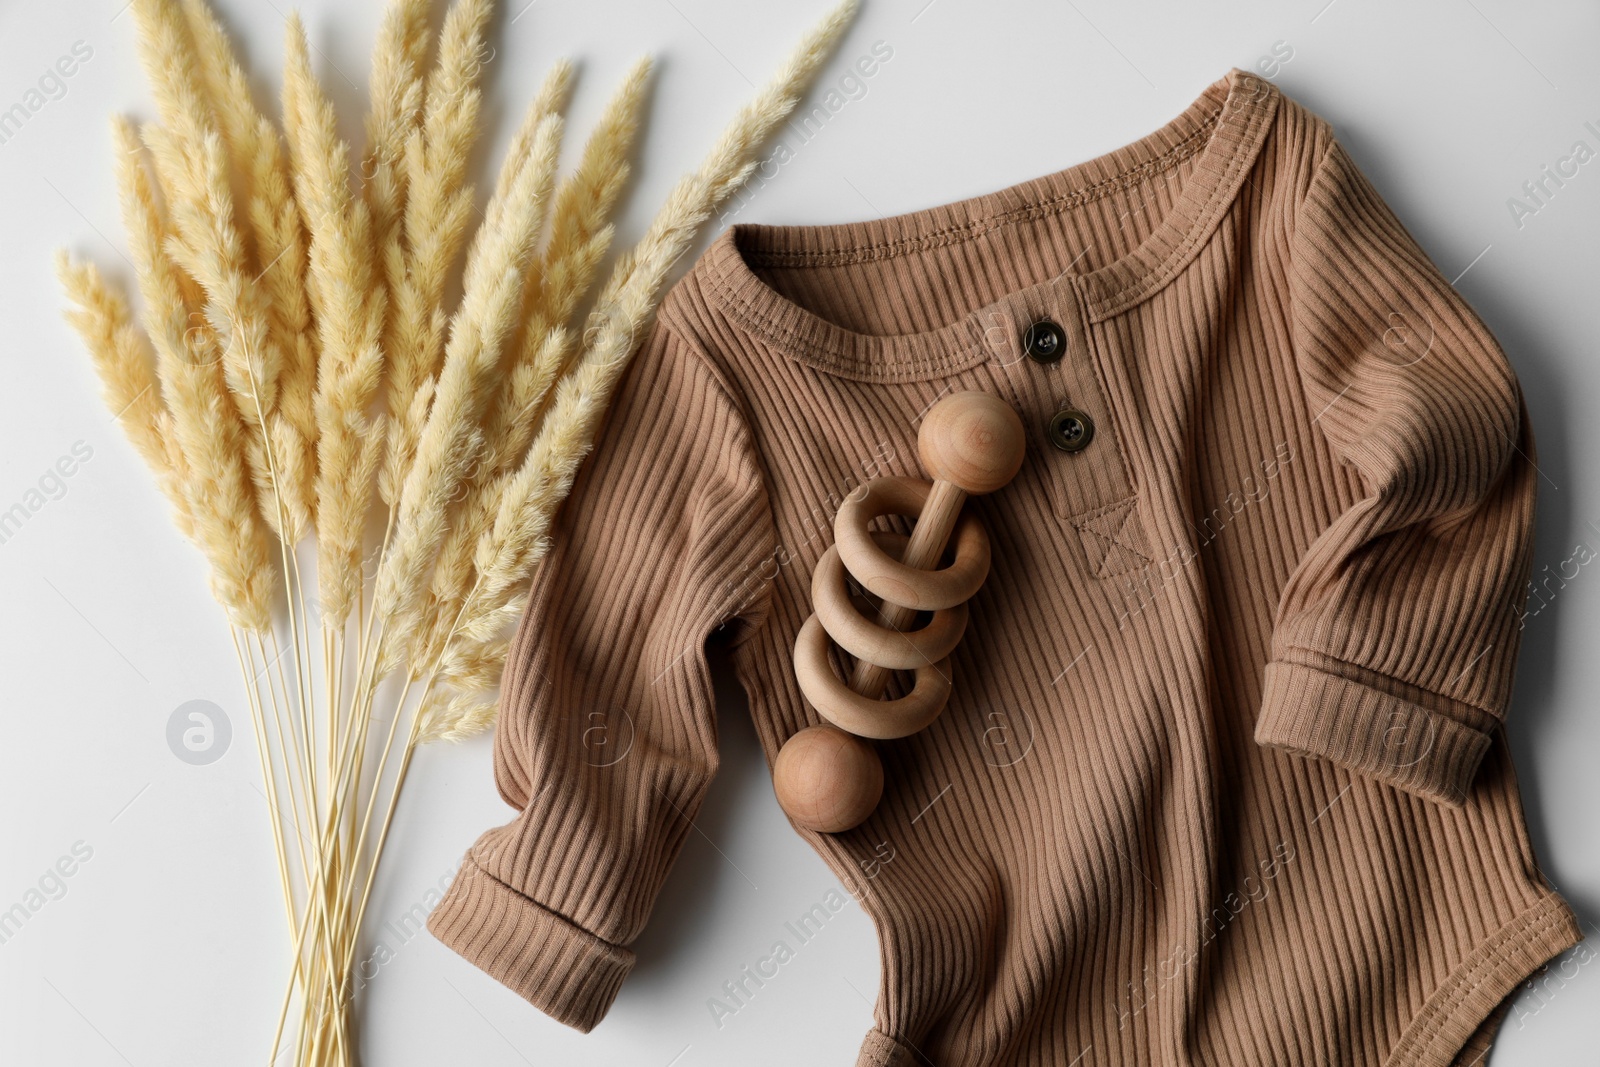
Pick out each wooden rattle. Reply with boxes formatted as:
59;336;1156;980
774;392;1026;832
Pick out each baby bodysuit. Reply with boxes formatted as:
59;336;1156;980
428;68;1581;1066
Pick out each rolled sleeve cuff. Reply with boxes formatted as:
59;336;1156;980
1254;659;1493;807
427;856;635;1033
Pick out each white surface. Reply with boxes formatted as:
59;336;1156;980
1;0;1597;1064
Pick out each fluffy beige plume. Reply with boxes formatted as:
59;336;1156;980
405;59;646;660
364;0;432;231
408;458;512;669
129;0;214;165
282;14;389;625
416;690;499;743
178;0;293;299
376;0;495;508
406;62;588;663
363;0;432;413
492;62;575;208
131;0;308;544
149;123;310;541
478;57;647;481
452;0;859;653
180;0;318;513
55;252;194;540
435;635;510;690
417;631;510;742
113;116;274;630
376;105;564;666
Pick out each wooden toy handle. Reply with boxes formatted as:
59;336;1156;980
848;479;967;697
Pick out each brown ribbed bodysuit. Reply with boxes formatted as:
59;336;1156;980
428;68;1580;1066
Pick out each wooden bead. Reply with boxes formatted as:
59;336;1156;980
918;391;1027;496
773;725;883;833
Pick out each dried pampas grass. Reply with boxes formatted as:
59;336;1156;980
55;0;857;1063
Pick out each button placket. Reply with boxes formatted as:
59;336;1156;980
1024;293;1152;579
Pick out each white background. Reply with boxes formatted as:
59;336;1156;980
1;0;1597;1064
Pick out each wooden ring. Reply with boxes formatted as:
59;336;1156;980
835;477;991;610
812;534;968;670
793;614;951;740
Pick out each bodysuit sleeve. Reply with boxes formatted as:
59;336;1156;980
427;315;777;1030
1255;135;1538;808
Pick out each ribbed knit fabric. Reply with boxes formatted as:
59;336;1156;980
428;69;1580;1066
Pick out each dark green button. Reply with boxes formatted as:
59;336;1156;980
1047;408;1094;452
1023;319;1066;363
